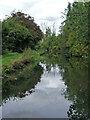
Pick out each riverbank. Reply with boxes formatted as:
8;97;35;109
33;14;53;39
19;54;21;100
2;48;44;78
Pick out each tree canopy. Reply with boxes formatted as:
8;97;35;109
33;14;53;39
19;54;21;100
2;11;43;53
58;2;89;58
37;2;89;60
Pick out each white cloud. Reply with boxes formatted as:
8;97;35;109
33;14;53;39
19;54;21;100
0;0;74;33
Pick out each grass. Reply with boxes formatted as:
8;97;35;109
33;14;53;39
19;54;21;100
0;51;21;67
2;48;45;78
2;52;19;58
1;54;22;66
2;49;31;76
0;55;2;59
1;47;45;67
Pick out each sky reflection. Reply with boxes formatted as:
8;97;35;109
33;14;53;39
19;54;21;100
2;63;72;118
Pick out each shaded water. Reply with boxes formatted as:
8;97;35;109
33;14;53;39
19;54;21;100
1;57;89;119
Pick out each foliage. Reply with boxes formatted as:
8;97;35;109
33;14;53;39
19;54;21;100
2;51;18;58
36;36;60;57
11;11;43;42
42;54;88;119
36;2;89;60
2;64;43;101
2;54;22;66
2;11;43;54
2;48;44;77
46;27;52;37
58;2;89;59
60;57;88;119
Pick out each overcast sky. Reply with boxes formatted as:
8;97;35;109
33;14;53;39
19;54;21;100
0;0;73;34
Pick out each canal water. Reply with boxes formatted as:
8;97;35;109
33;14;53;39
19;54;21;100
1;57;88;119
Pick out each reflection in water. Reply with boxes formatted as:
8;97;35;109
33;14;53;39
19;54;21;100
1;56;88;119
60;58;88;119
41;56;88;119
57;57;88;119
2;64;43;102
2;63;72;118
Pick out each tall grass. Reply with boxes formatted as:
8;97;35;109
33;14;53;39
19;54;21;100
10;48;32;69
2;54;22;66
2;48;44;77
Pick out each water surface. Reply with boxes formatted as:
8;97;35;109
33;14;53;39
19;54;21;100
2;63;72;118
1;57;88;119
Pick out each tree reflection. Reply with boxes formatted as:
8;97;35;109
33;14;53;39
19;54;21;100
59;57;88;119
41;55;89;119
2;64;43;102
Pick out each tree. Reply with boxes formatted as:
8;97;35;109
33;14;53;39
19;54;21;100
0;21;2;55
11;11;43;46
2;11;43;53
58;2;89;59
46;27;51;37
2;18;33;53
52;23;56;36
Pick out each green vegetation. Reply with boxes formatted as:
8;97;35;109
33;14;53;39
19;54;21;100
2;11;43;77
2;52;18;58
59;57;88;119
2;11;43;54
2;48;44;79
58;2;89;59
37;2;89;60
1;1;89;119
2;54;21;66
1;1;89;82
3;64;43;101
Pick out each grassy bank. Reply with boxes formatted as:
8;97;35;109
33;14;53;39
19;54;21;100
1;48;44;103
2;54;22;66
2;48;44;78
2;52;19;58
